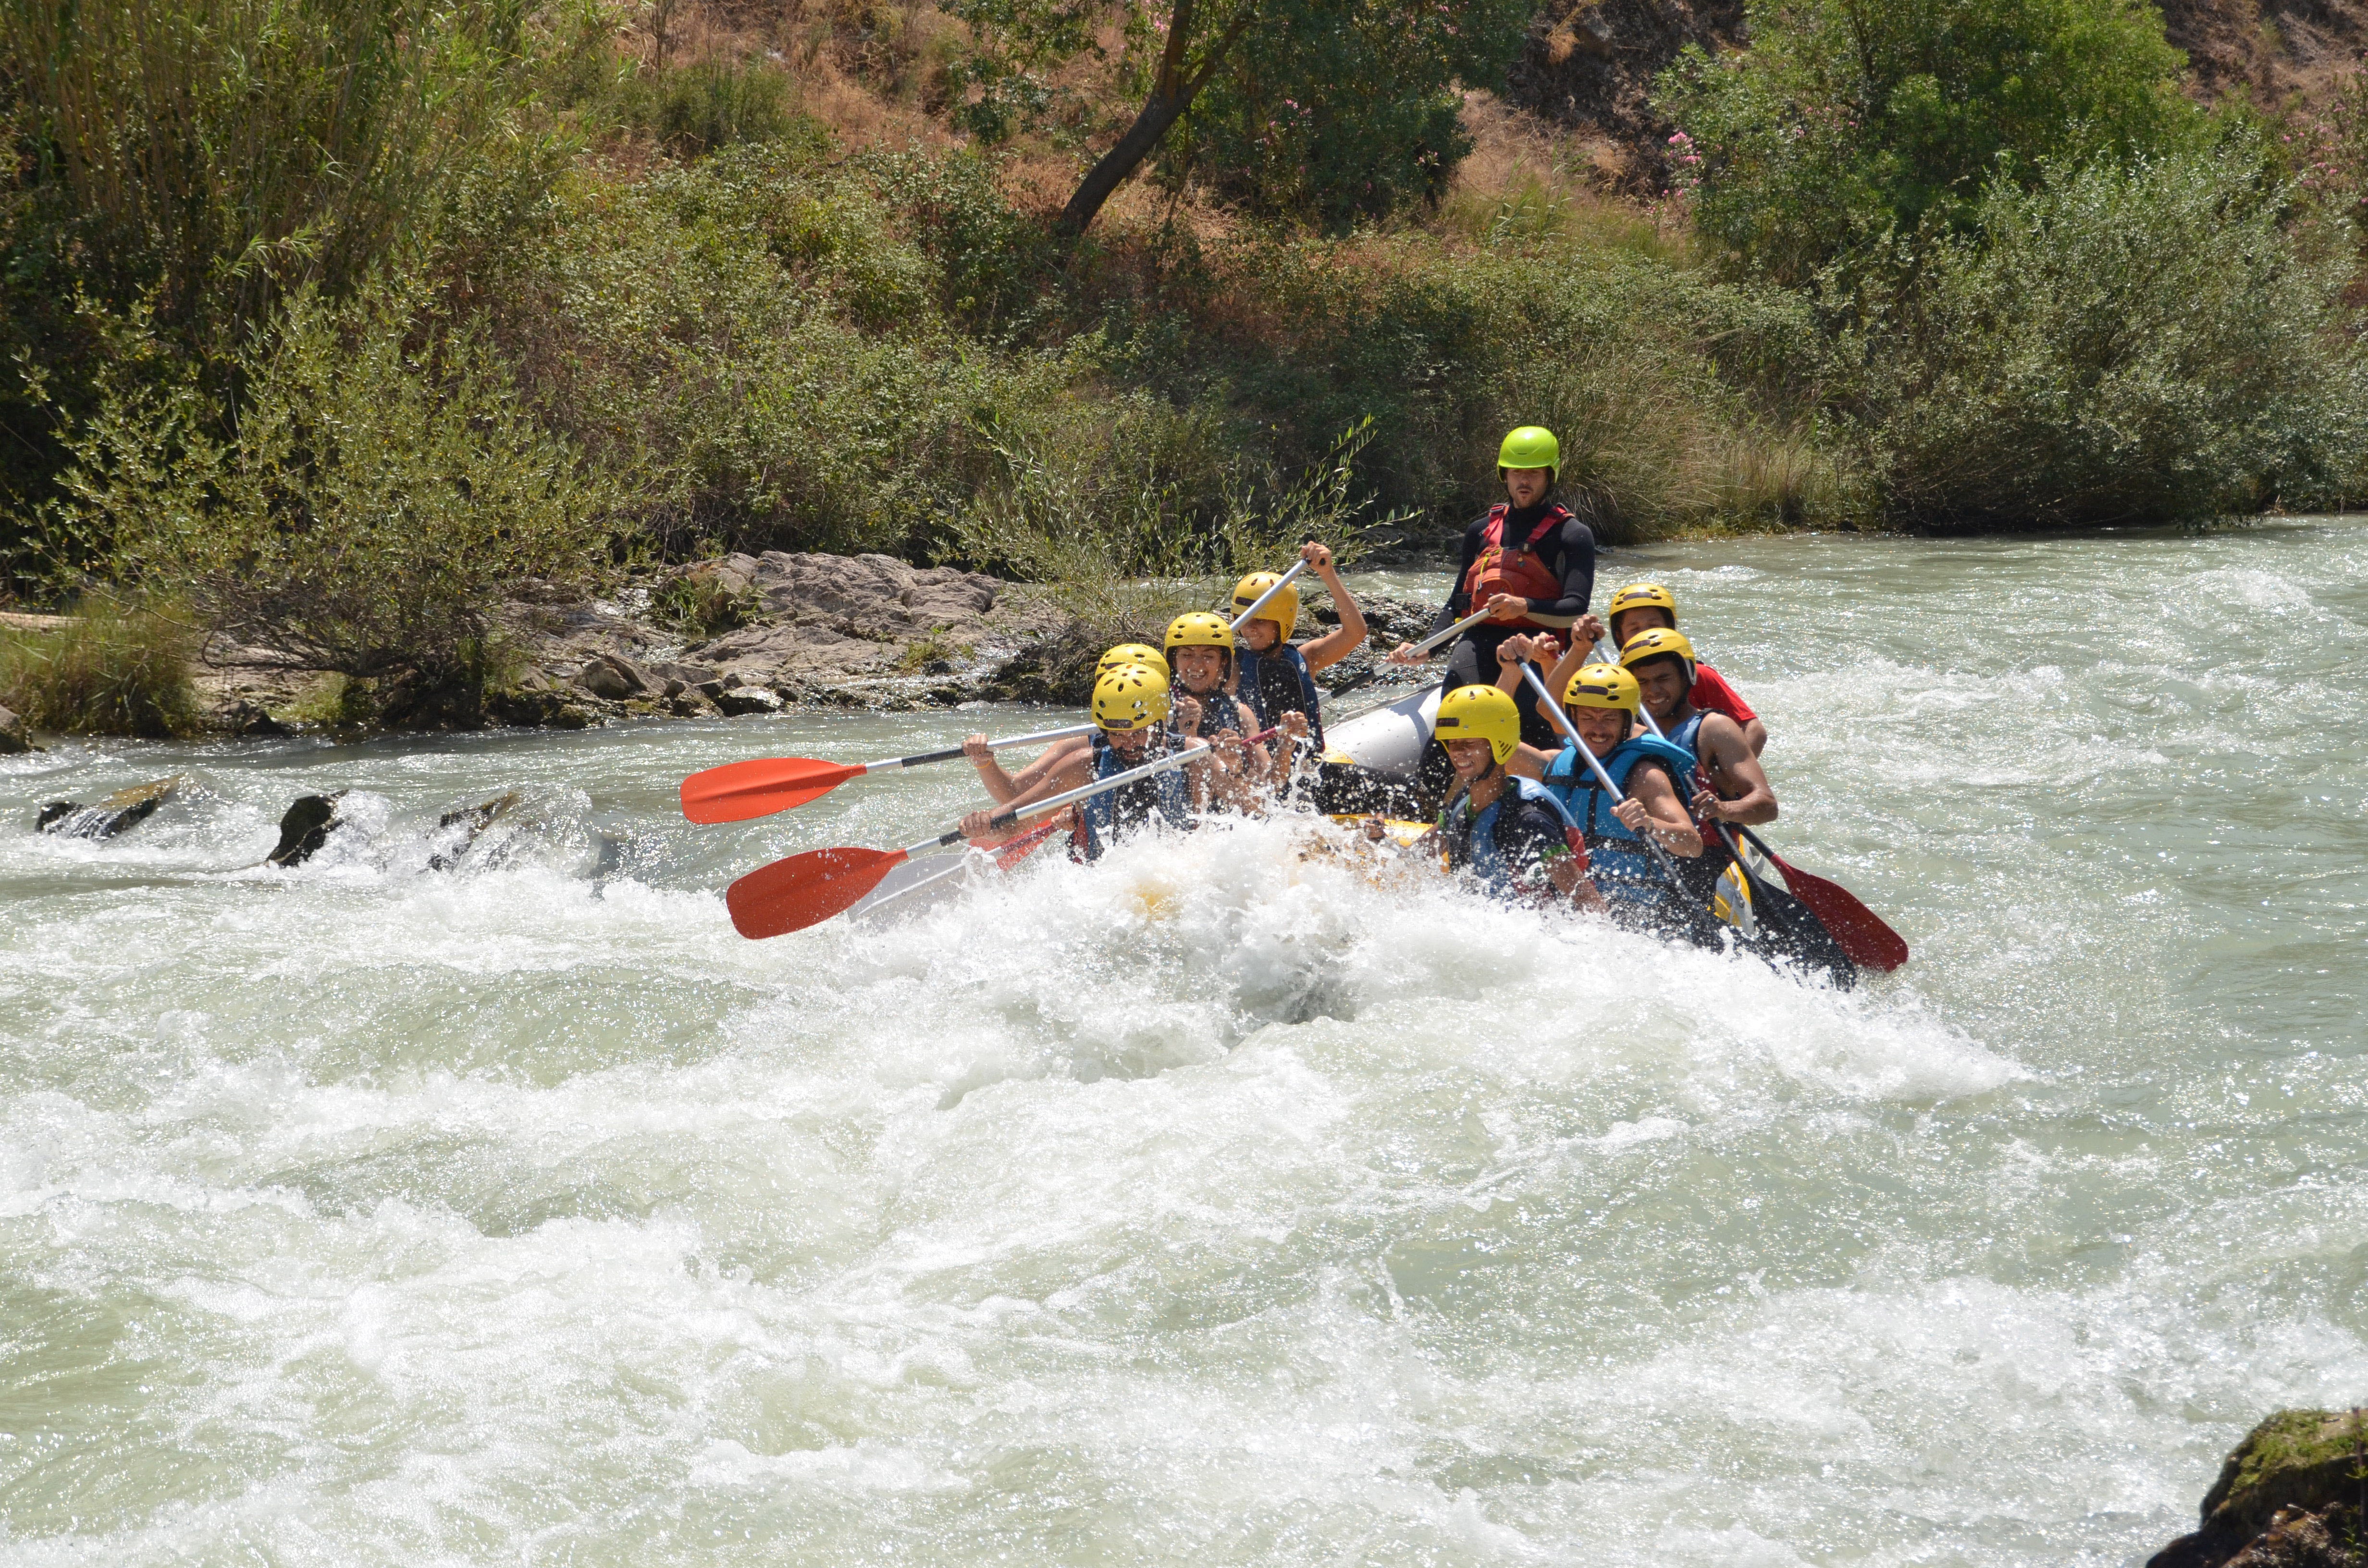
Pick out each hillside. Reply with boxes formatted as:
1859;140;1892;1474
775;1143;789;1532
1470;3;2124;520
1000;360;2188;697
1505;0;2368;191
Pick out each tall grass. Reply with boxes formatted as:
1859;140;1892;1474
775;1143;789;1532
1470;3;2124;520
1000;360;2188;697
0;600;198;736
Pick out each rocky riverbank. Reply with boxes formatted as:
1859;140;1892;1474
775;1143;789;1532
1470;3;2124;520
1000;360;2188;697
176;552;1443;738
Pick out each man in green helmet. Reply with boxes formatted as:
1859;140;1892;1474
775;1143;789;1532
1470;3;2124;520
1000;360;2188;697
1387;425;1598;754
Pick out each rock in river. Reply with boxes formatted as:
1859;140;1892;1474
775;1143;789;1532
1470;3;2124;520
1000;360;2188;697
2150;1407;2368;1568
268;792;348;868
0;704;36;754
36;776;183;838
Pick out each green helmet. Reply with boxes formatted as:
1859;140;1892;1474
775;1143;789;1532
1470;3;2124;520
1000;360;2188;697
1497;425;1560;475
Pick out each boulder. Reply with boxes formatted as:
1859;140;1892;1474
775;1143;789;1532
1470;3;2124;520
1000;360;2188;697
220;698;291;738
36;775;183;839
0;705;36;754
714;685;784;717
2151;1409;2368;1568
691;552;1009;690
574;652;656;701
268;792;347;867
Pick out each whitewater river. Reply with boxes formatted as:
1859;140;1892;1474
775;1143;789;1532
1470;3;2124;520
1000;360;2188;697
4;521;2366;1566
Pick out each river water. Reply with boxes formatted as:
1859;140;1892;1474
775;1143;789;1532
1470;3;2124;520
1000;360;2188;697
4;521;2366;1566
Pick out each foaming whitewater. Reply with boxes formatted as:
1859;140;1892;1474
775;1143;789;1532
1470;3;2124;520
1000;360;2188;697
9;521;2368;1565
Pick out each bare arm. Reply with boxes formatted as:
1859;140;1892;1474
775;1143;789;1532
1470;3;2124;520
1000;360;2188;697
957;750;1095;837
1690;713;1777;827
1611;762;1705;857
1296;543;1365;672
1744;717;1768;756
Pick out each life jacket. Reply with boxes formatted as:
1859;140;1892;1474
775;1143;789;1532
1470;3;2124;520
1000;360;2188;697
1235;641;1325;751
1436;775;1583;902
1542;733;1699;905
1659;708;1741;899
1458;504;1571;631
1074;729;1190;862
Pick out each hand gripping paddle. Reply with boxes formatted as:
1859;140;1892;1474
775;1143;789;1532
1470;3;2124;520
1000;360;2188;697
726;742;1212;938
680;723;1096;824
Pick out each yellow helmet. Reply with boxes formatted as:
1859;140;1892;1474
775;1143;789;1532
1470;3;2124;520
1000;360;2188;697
1229;571;1299;636
1096;642;1169;679
1563;662;1641;713
1618;626;1698;688
1606;581;1679;635
1092;662;1171;731
1163;612;1236;652
1432;685;1522;766
1497;425;1560;475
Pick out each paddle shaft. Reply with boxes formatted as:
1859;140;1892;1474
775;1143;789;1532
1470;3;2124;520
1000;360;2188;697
889;741;1214;858
861;722;1094;774
1228;558;1308;634
1517;661;1691;896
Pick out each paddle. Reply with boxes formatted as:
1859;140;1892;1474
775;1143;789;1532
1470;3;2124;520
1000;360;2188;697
726;741;1212;938
1590;638;1908;972
1381;604;1495;667
1731;824;1908;972
1517;661;1694;900
680;722;1096;824
1228;558;1308;633
843;723;1276;922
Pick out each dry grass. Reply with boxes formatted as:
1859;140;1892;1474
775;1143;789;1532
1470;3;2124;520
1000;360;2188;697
0;598;200;736
1441;92;1688;262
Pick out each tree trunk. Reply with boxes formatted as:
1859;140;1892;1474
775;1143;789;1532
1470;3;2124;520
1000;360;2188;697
1054;0;1255;240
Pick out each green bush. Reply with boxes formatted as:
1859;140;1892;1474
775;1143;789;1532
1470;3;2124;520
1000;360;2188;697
0;0;579;591
40;277;615;697
1657;0;2205;282
1830;149;2368;527
0;599;198;737
608;57;802;157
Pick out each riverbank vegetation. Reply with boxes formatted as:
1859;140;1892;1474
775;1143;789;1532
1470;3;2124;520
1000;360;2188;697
2;0;2365;720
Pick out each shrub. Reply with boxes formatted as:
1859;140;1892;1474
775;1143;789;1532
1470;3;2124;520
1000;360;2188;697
0;599;199;737
40;277;616;697
1657;0;2205;282
950;413;1400;643
608;57;801;157
1830;149;2368;527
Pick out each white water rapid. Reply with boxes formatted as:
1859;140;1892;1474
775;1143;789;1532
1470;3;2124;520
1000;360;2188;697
6;521;2368;1566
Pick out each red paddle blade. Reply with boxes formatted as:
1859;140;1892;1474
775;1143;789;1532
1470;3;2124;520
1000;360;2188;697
681;757;864;824
992;814;1068;870
1765;853;1910;972
726;846;908;938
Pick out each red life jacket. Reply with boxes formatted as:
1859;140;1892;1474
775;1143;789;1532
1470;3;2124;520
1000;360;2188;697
1460;504;1569;631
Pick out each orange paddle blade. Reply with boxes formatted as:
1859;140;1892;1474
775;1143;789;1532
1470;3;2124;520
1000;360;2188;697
727;846;908;937
1764;853;1908;972
681;757;864;824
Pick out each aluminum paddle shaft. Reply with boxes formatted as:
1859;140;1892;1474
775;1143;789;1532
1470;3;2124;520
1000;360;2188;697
1228;559;1307;633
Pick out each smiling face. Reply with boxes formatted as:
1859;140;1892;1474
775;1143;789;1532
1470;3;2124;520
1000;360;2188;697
1238;617;1283;653
1568;703;1630;755
1610;606;1676;649
1443;737;1497;782
1631;656;1690;720
1173;645;1226;691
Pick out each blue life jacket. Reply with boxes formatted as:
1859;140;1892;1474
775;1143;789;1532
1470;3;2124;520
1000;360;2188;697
1076;729;1190;862
1437;775;1581;901
1542;733;1698;905
1236;642;1325;751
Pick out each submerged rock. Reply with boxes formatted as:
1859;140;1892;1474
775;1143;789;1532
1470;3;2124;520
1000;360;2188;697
0;704;36;753
36;776;184;838
268;792;348;867
2151;1408;2368;1568
429;791;519;871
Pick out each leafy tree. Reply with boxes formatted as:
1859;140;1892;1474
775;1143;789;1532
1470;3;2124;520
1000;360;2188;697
1656;0;2205;280
946;0;1529;236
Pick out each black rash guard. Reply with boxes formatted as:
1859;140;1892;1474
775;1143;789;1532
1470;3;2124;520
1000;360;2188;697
1430;502;1598;636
